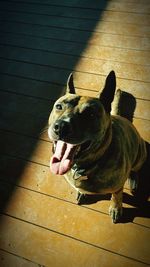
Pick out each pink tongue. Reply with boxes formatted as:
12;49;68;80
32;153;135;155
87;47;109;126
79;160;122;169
50;140;77;175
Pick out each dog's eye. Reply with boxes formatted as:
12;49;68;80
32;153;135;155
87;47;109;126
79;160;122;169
55;103;63;110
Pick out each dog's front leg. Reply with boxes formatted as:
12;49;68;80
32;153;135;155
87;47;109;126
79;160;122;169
76;191;87;205
109;188;123;223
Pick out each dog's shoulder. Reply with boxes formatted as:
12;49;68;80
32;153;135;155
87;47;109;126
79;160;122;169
112;115;138;137
111;115;147;170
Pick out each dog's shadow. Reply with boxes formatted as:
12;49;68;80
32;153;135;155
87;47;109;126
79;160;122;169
121;192;150;223
81;90;150;223
80;192;150;224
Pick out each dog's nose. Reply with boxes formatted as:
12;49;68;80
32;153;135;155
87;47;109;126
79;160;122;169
53;120;70;138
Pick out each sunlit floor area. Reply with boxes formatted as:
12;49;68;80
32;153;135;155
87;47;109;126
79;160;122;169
0;0;150;266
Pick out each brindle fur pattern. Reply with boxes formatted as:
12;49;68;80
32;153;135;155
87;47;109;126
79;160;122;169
48;71;147;223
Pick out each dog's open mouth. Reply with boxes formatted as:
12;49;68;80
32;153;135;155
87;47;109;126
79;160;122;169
50;140;91;175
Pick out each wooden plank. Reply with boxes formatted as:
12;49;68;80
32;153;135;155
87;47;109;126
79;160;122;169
120;0;149;3
0;92;50;138
0;71;149;102
0;111;48;139
0;41;149;66
0;155;149;228
0;182;149;265
134;99;150;121
0;130;50;165
0;57;149;92
133;118;150;142
0;47;149;87
0;46;149;90
0;73;63;100
73;72;150;99
4;0;150;14
100;10;150;25
0;11;149;37
74;59;149;82
0;22;149;51
0;91;50;116
0;57;70;85
77;87;150;104
0;1;149;25
0;215;147;267
0;249;40;267
105;1;150;14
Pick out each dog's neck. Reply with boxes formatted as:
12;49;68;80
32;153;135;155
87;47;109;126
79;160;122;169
72;121;112;177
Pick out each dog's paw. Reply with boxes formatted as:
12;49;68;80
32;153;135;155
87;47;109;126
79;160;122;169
109;206;122;223
76;192;87;205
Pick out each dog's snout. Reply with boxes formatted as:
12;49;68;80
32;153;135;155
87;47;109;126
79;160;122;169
53;120;70;138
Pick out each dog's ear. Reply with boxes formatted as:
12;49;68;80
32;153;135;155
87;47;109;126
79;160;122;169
66;73;76;94
99;71;116;113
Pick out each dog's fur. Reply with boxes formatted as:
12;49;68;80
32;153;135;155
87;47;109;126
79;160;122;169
48;71;147;223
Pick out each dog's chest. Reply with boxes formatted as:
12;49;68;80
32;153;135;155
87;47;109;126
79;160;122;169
64;163;124;195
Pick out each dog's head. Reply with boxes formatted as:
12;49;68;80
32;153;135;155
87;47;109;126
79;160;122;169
48;71;116;175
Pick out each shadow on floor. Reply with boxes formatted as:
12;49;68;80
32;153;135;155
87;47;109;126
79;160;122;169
77;191;150;224
0;0;109;213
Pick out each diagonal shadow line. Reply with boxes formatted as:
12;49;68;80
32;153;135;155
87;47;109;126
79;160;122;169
0;1;109;212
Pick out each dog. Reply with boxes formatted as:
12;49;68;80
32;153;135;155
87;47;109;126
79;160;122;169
48;71;147;223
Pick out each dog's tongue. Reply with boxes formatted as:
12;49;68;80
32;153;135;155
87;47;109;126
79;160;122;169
50;140;77;175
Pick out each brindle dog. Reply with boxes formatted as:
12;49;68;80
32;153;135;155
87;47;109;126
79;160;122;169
48;71;147;223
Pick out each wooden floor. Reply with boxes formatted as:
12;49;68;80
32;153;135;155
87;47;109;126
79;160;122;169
0;0;150;266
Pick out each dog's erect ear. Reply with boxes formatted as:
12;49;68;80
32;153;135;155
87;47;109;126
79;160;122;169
66;73;76;94
99;71;116;113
